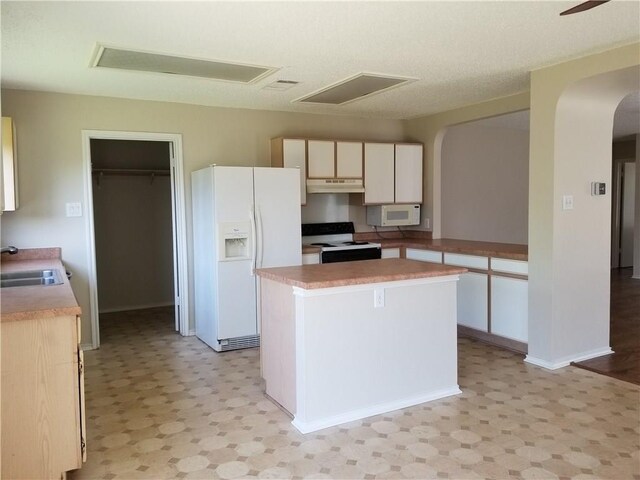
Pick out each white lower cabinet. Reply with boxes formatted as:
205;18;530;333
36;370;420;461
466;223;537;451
490;276;528;342
381;248;400;258
302;253;320;265
406;248;442;263
457;272;488;332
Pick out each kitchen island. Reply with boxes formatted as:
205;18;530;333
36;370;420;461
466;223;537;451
256;258;466;434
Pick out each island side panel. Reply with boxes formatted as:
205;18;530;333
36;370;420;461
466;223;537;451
293;277;460;433
259;277;296;415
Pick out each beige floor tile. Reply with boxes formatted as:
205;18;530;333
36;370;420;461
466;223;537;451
69;307;640;480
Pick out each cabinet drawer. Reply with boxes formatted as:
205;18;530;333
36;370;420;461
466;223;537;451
491;258;528;276
406;248;442;263
302;253;320;265
444;252;488;270
381;248;400;259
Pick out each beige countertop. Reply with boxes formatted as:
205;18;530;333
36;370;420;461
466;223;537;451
1;248;81;322
303;237;528;260
256;258;467;289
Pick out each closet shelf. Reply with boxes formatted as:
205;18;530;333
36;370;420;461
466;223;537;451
92;168;170;176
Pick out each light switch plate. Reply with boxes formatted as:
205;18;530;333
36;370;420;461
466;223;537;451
66;202;82;217
562;195;574;210
374;288;385;308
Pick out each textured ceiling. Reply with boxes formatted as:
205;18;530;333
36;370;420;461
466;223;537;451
1;1;639;119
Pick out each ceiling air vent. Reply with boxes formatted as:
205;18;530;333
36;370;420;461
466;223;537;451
263;80;300;91
295;73;416;105
91;45;277;84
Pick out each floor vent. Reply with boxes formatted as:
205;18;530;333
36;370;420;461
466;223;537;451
92;45;276;84
295;73;416;105
220;335;260;351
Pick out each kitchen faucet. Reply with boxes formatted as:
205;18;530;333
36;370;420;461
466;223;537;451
1;246;18;255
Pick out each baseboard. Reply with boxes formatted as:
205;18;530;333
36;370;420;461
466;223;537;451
80;342;96;351
98;302;174;314
292;386;462;434
188;329;196;336
525;346;614;370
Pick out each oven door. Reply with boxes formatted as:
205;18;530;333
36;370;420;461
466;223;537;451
321;247;382;263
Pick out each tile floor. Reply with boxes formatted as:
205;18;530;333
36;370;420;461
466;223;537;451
71;307;640;479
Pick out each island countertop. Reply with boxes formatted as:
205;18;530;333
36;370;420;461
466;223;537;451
256;258;467;289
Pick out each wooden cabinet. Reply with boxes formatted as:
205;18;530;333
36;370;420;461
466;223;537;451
395;144;423;204
364;142;423;205
364;143;395;204
1;117;19;212
1;314;86;479
271;138;307;205
336;141;363;178
307;140;334;178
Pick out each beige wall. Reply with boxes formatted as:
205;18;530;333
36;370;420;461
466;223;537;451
527;43;640;367
441;123;529;244
404;92;530;238
0;89;404;344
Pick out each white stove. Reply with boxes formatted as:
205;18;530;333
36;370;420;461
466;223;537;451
302;222;381;263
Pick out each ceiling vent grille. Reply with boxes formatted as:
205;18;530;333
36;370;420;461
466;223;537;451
91;45;277;84
263;80;300;91
295;73;416;105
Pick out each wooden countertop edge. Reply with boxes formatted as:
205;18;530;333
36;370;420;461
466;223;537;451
257;259;467;290
1;256;81;322
302;238;528;260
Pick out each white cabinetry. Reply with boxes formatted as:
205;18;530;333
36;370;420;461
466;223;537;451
364;143;395;204
302;253;320;265
395;144;423;204
491;276;528;342
364;142;423;205
307;140;335;178
406;248;442;263
457;272;489;332
381;247;400;258
271;138;307;205
336;141;363;178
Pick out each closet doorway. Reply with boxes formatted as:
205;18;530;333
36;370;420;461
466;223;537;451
82;131;189;348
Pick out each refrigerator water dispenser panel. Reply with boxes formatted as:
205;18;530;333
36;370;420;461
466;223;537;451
218;221;252;261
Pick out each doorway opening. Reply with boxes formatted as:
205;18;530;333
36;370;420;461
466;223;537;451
82;131;189;349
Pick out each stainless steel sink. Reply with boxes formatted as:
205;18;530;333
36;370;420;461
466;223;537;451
0;269;64;288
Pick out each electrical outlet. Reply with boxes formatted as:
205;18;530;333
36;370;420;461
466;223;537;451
424;218;431;229
66;202;82;217
374;288;385;308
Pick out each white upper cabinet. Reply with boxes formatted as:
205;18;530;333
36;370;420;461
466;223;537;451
1;117;18;212
307;140;335;178
395;144;423;204
364;143;395;204
336;141;363;178
271;138;307;205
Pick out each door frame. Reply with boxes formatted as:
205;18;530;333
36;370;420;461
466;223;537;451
81;130;190;349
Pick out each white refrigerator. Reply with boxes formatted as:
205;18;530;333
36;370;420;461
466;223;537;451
191;166;301;351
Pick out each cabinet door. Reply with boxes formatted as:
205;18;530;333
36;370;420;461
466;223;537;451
302;253;320;264
406;248;442;263
336;141;363;178
457;272;488;332
381;248;400;259
364;143;395;204
395;144;423;204
1;117;18;211
308;140;335;178
282;139;307;205
491;276;528;342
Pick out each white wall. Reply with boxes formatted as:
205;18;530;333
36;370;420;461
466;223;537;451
0;89;404;345
441;123;529;244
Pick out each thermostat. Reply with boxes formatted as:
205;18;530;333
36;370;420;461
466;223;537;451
591;182;606;196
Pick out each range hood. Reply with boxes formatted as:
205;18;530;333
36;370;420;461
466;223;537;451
306;178;365;194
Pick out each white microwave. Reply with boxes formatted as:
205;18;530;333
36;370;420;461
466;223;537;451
366;204;420;227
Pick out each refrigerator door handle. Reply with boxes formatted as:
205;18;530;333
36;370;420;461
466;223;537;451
249;208;257;275
256;205;264;269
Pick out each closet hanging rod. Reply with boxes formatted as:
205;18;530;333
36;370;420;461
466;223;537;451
91;168;170;176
